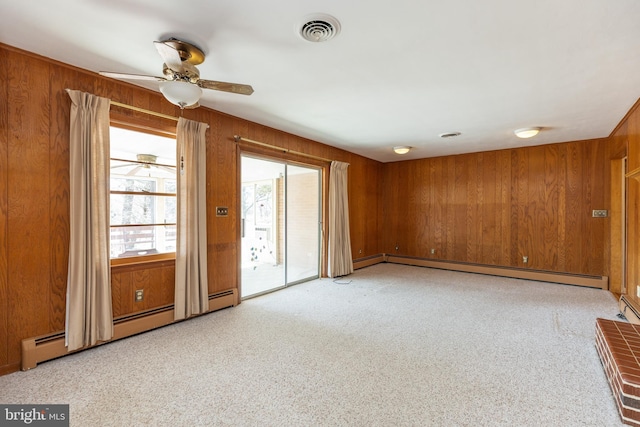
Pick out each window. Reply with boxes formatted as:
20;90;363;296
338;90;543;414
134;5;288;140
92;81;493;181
110;126;176;259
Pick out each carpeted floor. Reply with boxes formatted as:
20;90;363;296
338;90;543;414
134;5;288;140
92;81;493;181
0;263;625;426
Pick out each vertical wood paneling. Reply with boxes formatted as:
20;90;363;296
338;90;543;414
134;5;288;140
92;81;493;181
514;148;529;267
7;52;51;364
396;162;411;254
467;154;480;262
481;151;498;265
383;162;401;254
0;43;9;368
111;272;125;318
528;146;545;269
453;157;468;261
564;142;582;273
364;161;381;256
610;158;625;294
381;138;610;277
209;114;236;293
416;159;430;256
498;151;511;266
586;140;606;274
48;66;78;333
349;157;367;256
629;178;640;301
407;160;422;255
556;145;567;272
431;157;444;256
622;100;640;303
542;146;559;270
445;157;456;259
509;150;520;265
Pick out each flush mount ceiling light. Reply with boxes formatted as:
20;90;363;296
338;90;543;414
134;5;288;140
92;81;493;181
514;127;541;139
298;14;341;42
159;80;203;109
393;146;412;155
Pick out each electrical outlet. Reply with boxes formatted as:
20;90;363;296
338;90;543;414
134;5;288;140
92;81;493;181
216;206;229;217
430;248;435;255
523;256;528;264
135;289;144;302
637;287;640;298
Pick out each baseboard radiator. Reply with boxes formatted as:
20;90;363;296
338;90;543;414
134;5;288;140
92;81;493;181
352;254;386;270
21;288;237;371
619;295;640;325
353;253;608;289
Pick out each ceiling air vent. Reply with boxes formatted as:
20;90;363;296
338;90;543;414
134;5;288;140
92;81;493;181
298;14;341;42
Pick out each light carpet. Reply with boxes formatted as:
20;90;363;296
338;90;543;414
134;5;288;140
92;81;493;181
0;263;625;426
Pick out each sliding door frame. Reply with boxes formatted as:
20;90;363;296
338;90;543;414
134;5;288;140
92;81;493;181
236;144;329;301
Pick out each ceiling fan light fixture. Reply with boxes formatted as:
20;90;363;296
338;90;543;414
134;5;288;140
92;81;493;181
159;80;202;108
514;127;541;139
393;146;411;155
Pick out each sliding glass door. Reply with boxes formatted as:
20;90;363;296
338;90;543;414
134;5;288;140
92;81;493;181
241;155;321;298
286;164;321;284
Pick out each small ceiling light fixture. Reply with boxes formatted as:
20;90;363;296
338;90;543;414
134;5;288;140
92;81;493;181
393;146;412;155
159;80;202;109
514;127;541;139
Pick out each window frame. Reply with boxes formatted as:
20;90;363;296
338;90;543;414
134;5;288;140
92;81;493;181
109;113;178;266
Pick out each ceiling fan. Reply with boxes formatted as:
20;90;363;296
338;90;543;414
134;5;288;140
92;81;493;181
100;38;254;109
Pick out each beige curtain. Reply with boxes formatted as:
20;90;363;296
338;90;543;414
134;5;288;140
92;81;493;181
328;161;354;277
174;117;209;320
65;90;113;351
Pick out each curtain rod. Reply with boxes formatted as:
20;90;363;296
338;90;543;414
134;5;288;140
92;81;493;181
110;101;179;122
234;135;333;163
65;89;181;121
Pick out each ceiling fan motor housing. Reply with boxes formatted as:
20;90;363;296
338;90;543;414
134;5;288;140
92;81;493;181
162;63;200;83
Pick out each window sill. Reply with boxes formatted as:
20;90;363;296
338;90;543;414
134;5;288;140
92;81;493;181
111;252;176;268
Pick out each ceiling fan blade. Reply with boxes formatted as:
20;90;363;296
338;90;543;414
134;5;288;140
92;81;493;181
154;41;184;73
99;71;165;82
197;79;254;95
126;166;144;176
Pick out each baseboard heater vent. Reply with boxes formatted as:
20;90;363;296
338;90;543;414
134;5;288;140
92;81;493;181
21;288;237;371
353;254;385;270
620;295;640;325
384;255;608;289
210;289;235;300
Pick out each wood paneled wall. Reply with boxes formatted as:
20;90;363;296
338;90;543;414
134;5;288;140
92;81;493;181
614;99;640;304
0;44;382;375
381;139;611;276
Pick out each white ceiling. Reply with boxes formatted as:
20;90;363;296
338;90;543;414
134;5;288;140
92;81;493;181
2;0;640;163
